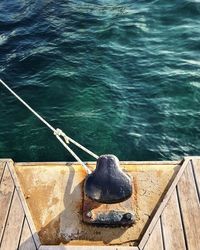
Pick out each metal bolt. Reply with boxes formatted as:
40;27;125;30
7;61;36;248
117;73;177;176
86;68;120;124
123;213;133;221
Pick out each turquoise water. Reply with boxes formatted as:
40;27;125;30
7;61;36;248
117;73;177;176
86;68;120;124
0;1;200;162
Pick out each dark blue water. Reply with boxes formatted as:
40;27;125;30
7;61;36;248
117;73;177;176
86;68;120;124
0;0;200;162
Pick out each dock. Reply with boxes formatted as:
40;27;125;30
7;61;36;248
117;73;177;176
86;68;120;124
0;157;200;250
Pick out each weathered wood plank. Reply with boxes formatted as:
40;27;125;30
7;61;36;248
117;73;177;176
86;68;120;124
191;158;200;202
0;161;5;183
161;190;186;250
15;160;180;167
39;246;139;250
177;161;200;250
0;165;15;242
7;161;41;249
1;189;24;250
19;218;36;250
139;158;189;249
143;218;163;250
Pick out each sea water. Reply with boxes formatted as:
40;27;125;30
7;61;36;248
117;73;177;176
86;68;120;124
0;0;200;162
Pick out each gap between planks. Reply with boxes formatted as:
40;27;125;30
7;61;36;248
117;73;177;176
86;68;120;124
139;158;190;249
6;161;41;249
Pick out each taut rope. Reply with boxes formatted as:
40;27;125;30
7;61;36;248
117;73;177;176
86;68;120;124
0;79;99;174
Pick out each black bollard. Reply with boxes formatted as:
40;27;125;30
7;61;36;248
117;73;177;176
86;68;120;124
84;155;132;204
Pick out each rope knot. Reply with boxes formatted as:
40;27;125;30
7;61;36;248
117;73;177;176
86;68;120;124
54;128;69;144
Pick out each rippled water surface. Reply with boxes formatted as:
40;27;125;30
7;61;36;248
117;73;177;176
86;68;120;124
0;0;200;162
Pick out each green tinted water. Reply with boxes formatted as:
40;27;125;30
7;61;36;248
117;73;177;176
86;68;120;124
0;1;200;161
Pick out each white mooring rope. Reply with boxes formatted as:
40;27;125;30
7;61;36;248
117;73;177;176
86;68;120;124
0;79;100;174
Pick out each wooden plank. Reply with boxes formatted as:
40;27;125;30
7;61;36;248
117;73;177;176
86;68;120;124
7;161;41;249
19;218;36;250
0;161;5;183
161;190;186;250
39;246;139;250
191;158;200;202
1;189;24;250
139;158;190;249
143;218;163;250
15;160;180;167
0;165;15;242
177;161;200;250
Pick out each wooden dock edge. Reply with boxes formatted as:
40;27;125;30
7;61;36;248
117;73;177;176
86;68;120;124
7;160;41;249
15;160;181;166
1;157;200;249
138;157;190;249
39;246;139;250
